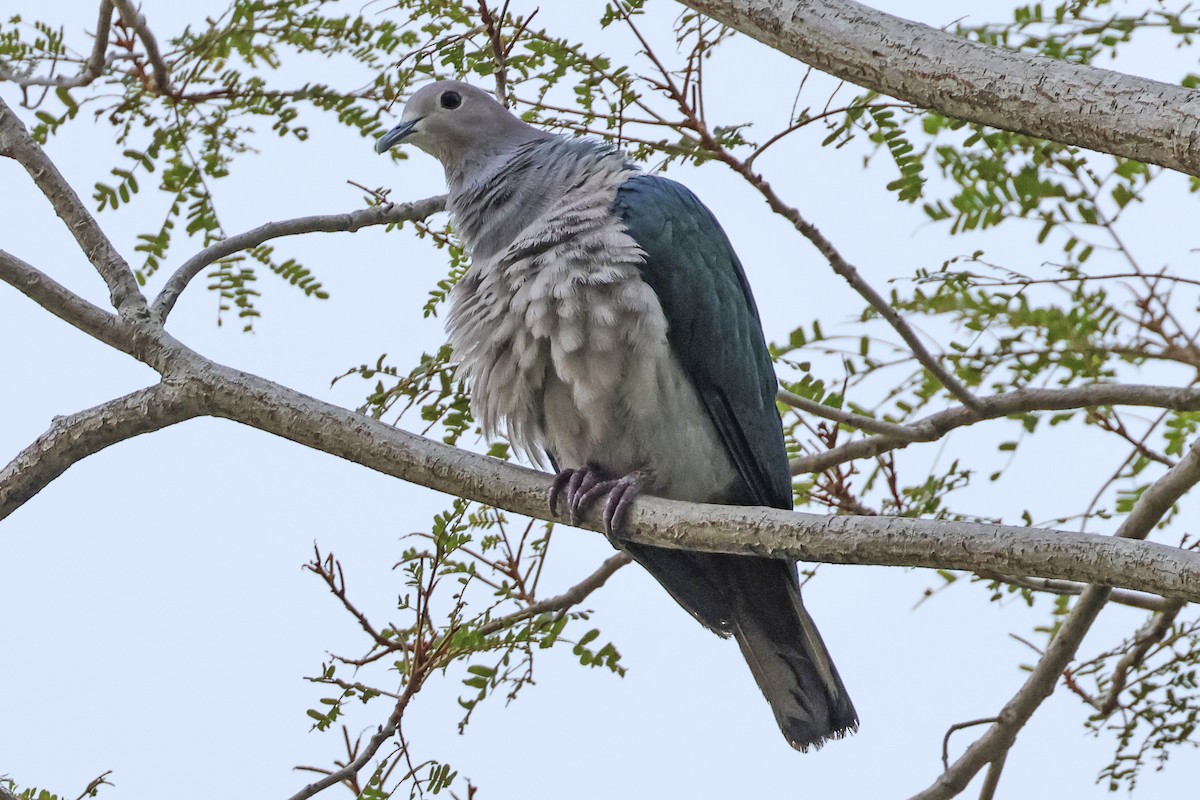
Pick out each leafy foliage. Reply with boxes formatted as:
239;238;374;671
1073;614;1200;791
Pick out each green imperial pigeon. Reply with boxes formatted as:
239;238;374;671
375;80;858;750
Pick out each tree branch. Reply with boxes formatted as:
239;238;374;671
476;551;632;636
170;357;1200;603
791;383;1200;474
779;389;924;439
111;0;174;96
286;668;425;800
152;196;447;321
977;751;1007;800
0;1;115;89
84;0;116;83
0;249;134;355
1097;599;1186;716
980;573;1176;613
679;0;1200;179
0;95;147;319
0;383;202;521
911;437;1200;799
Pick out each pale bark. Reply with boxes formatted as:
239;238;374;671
0;95;147;320
6;339;1199;602
0;385;201;519
681;0;1200;177
112;0;174;96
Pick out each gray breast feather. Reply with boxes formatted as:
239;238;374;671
446;138;739;500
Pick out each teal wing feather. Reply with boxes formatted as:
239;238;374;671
613;174;792;510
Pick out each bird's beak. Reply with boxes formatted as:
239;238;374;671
374;117;422;154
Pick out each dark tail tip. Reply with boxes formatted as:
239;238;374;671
785;715;860;752
723;558;858;752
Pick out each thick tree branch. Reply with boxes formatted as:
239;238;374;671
791;383;1200;474
911;437;1200;800
0;383;202;521
152;196;448;321
680;0;1200;178
161;357;1200;603
0;249;134;354
0;95;147;319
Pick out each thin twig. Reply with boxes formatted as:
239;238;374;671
724;160;981;410
745;101;918;167
1097;599;1186;715
477;552;632;636
72;770;113;800
0;1;116;89
307;546;408;655
478;0;511;107
791;383;1200;475
778;389;924;439
942;718;998;769
979;573;1176;613
152;195;447;321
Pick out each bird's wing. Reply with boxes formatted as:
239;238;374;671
613;174;793;511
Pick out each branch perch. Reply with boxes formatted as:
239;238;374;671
177;358;1200;603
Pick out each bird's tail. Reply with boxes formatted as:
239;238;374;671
723;556;858;751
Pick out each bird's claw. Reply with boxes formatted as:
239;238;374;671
549;466;644;544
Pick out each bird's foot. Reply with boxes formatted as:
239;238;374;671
549;466;645;544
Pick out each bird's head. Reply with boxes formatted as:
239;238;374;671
374;80;547;177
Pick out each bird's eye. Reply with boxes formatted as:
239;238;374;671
440;90;462;110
